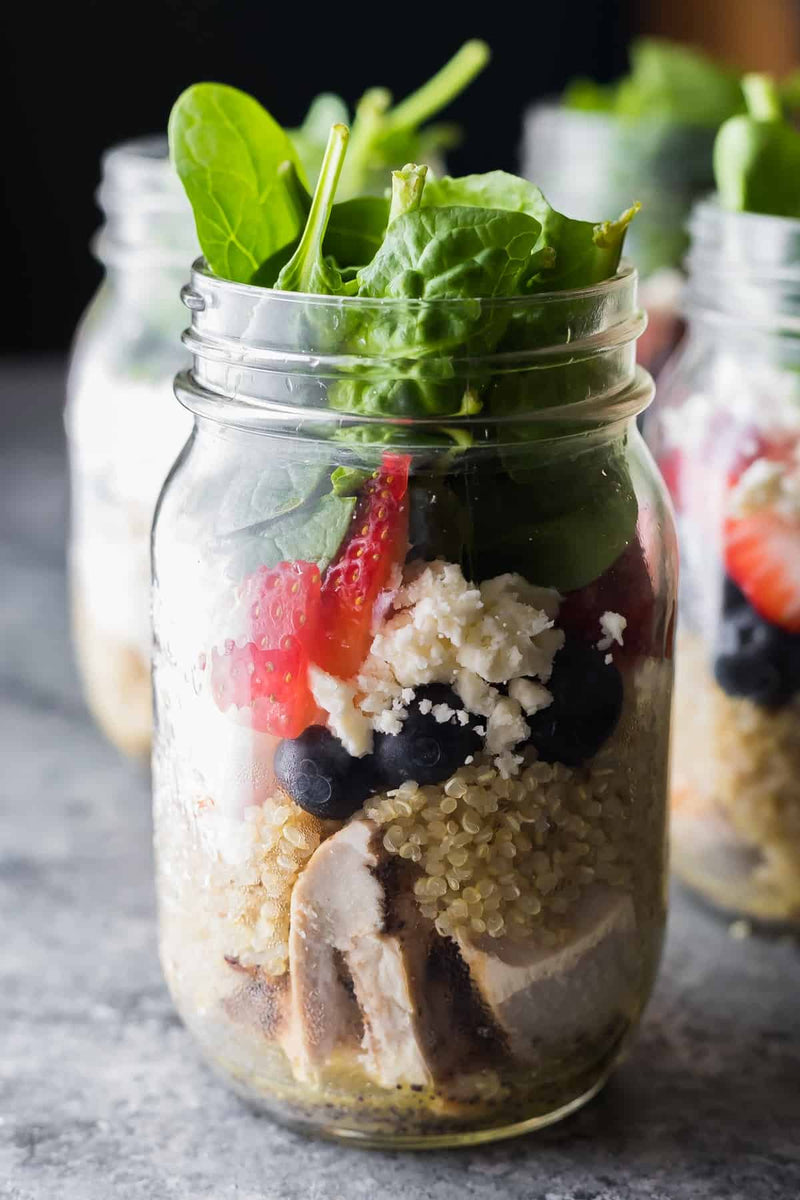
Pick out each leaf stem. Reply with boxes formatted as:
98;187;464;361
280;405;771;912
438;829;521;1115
384;41;490;133
742;73;782;122
337;88;391;200
277;124;349;293
388;163;428;223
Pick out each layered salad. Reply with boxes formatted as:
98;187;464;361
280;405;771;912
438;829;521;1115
657;76;800;921
153;81;674;1140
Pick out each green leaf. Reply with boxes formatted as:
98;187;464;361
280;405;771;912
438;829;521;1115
423;172;636;290
337;41;490;199
388;163;428;224
220;491;356;578
714;74;800;217
168;83;307;282
276;124;349;294
357;204;541;301
331;465;371;495
468;439;638;591
251;193;390;286
580;38;744;126
214;462;329;535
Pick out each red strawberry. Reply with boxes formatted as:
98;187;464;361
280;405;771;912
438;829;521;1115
210;561;322;737
558;534;659;658
314;453;411;678
725;511;800;633
210;638;317;738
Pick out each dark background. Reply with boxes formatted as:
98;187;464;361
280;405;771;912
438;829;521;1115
2;0;798;353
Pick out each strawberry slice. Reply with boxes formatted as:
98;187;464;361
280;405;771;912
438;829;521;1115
558;533;659;658
210;561;322;737
725;511;800;633
313;453;411;678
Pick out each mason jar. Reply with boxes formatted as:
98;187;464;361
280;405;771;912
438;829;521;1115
152;261;676;1145
521;104;715;374
649;200;800;923
65;136;196;757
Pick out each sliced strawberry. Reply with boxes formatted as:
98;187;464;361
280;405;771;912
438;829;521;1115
727;431;800;489
210;561;322;737
210;638;316;737
725;511;800;633
558;534;659;658
313;453;411;678
238;560;322;652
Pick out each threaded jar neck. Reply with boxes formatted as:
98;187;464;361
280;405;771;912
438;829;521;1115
93;136;197;269
176;260;652;445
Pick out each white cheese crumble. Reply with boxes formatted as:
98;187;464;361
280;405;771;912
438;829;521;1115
597;611;627;652
320;562;565;776
309;666;373;757
508;677;553;716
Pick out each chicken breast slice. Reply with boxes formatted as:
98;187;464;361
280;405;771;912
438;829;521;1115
282;819;436;1088
458;885;638;1064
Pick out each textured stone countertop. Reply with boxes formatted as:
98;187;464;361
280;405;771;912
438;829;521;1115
2;358;800;1200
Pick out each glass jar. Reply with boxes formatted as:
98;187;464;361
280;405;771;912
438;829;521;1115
649;200;800;923
521;104;715;374
152;261;676;1146
65;136;196;757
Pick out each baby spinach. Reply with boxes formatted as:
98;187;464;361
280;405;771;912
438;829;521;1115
276;125;349;294
565;38;743;127
422;173;637;290
168;83;307;282
714;74;800;217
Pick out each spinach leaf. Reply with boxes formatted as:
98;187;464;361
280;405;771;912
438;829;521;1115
331;465;371;495
388;163;428;224
714;74;800;217
337;41;489;198
325;205;542;421
422;173;637;290
219;490;356;579
467;438;638;591
251;192;389;287
564;38;743;127
214;461;329;536
276;125;349;294
168;83;307;282
356;205;541;302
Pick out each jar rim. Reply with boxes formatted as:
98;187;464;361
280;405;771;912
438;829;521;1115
684;197;800;334
176;258;652;444
184;255;639;310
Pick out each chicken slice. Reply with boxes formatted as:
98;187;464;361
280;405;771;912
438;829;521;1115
457;885;638;1064
283;819;504;1090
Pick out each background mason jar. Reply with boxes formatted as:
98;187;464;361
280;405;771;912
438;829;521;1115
647;199;800;923
65;137;196;757
151;262;676;1145
521;103;717;374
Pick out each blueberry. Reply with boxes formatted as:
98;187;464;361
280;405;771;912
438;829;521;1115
524;640;623;767
274;726;380;820
713;576;800;708
373;685;481;788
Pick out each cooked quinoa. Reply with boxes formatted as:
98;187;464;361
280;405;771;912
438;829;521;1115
364;754;633;943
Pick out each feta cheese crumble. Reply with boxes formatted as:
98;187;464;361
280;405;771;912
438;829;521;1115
597;611;627;653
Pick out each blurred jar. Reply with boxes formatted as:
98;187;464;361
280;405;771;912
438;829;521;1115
152;261;675;1145
649;199;800;922
521;105;715;374
65;137;196;757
